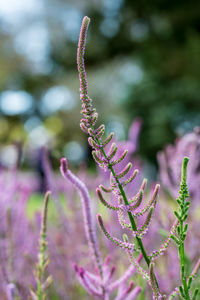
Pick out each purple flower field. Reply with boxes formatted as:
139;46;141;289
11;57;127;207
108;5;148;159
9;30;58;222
0;16;199;300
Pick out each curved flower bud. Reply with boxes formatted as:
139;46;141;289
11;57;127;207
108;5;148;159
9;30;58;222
132;184;160;217
109;254;142;292
115;281;134;300
97;214;135;251
122;169;139;187
92;151;106;166
128;190;144;211
77;16;90;102
96;188;120;211
125;286;142;300
60;158;103;277
88;137;101;150
107;143;118;160
74;265;102;298
136;206;154;238
115;163;132;180
110;150;128;167
102;132;114;147
149;263;163;300
80;122;89;133
99;184;114;193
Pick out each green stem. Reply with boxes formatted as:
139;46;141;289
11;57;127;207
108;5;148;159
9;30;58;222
108;158;150;266
179;222;190;300
177;157;190;300
181;158;189;183
91;128;161;289
36;191;50;300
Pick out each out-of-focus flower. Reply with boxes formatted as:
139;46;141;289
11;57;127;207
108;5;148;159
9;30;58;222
158;127;200;207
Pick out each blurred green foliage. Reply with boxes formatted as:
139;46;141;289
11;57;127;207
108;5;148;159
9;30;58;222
0;0;200;166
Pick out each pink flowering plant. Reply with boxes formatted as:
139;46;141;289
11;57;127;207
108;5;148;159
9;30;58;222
0;15;200;300
60;16;200;300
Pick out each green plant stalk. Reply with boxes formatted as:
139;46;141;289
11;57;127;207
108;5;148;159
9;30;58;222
90;126;161;291
178;158;190;300
37;191;50;300
179;233;190;300
78;15;160;294
37;233;46;300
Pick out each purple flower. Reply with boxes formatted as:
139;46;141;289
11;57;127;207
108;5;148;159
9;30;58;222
158;127;200;206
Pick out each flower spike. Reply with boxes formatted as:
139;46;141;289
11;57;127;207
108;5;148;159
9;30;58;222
108;254;142;292
97;214;135;251
77;16;90;101
80;122;89;133
115;281;134;300
31;191;52;300
122;169;139;187
99;184;114;193
136;206;154;238
110;150;128;166
149;263;163;300
74;265;102;297
101;132;114;147
92;151;106;165
126;286;142;300
76;15;168;299
96;188;120;210
115;162;132;180
60;158;103;277
132;184;160;217
118;205;154;237
88;137;101;150
128;190;144;210
107;143;118;160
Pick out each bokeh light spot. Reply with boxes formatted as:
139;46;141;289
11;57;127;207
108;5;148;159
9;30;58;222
131;20;149;41
0;90;33;115
24;116;43;132
64;141;85;164
120;62;144;84
107;120;125;140
0;145;18;167
40;86;76;115
0;0;43;30
14;22;50;73
100;17;120;38
28;126;52;147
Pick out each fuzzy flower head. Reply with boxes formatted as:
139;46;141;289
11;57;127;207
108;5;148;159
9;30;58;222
158;127;200;206
77;16;90;102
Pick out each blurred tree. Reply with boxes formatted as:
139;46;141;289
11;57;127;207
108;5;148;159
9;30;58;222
0;0;199;166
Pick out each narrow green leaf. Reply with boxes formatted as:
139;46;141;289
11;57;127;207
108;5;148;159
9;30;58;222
179;285;185;298
192;288;199;300
174;211;180;220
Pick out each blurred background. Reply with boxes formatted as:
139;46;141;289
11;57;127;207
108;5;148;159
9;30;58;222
0;2;200;299
0;0;200;170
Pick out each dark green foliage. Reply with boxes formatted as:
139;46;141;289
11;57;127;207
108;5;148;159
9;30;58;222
0;1;200;166
170;157;199;300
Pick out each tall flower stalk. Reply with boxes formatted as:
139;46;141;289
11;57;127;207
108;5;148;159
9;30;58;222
31;191;52;300
60;157;142;299
78;14;151;268
77;16;162;299
171;158;199;300
76;16;200;300
60;157;103;277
